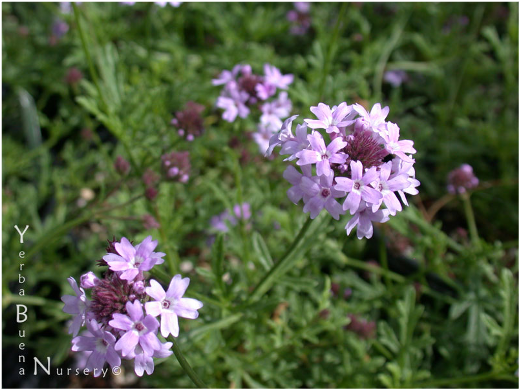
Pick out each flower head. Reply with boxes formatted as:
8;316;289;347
63;236;203;377
266;101;419;238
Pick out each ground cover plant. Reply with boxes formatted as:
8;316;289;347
2;2;519;388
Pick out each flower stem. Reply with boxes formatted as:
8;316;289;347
169;336;206;388
248;216;319;302
461;192;480;249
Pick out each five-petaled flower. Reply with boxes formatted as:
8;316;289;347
145;277;203;338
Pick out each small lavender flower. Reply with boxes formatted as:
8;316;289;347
52;19;69;39
260;91;292;129
305;102;356;134
346;202;390;239
297;131;347;177
110;301;161;357
381;122;416;163
353;103;389;135
128;341;173;377
301;174;345;220
71;319;121;375
103;236;165;281
262;64;294;91
253;122;279;154
384;70;408;87
283;165;313;204
61;277;88;336
210;203;251;233
145;277;203;338
447;164;479;194
161;151;191;183
335;161;382;215
371;161;410;215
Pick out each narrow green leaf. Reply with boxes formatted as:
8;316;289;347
252;231;274;271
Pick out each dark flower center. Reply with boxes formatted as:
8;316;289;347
353;182;361;190
321;188;331;198
135;322;145;332
162;300;171;309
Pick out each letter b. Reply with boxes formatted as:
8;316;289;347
17;305;27;323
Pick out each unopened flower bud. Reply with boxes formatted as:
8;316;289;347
80;272;99;289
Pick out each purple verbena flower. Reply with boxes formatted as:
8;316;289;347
305;102;356;134
346;201;390;239
71;319;121;375
145;277;203;338
371;161;410;215
297;131;347;177
335;161;382;215
301;173;346;219
283;164;314;204
103;236;165;281
353;103;389;135
61;277;88;336
381;122;416;163
110;300;161;357
262;64;294;91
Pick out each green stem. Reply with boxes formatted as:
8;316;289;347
248;217;318;302
169;336;206;388
461;192;480;248
318;3;347;101
378;229;392;290
413;370;517;387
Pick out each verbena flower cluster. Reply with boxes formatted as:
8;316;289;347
266;102;420;239
286;2;311;36
213;64;293;154
61;236;203;377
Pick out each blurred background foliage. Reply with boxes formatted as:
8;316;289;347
2;2;518;388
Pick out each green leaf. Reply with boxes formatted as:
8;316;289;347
252;231;274;271
211;233;226;294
